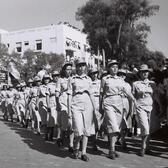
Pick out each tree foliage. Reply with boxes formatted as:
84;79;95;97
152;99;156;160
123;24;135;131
76;0;160;64
22;50;64;81
0;43;22;70
0;44;65;82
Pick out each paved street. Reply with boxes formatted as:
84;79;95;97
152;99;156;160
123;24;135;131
0;113;167;168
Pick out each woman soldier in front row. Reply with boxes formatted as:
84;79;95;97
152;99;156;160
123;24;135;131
100;60;135;160
67;58;96;162
132;64;155;157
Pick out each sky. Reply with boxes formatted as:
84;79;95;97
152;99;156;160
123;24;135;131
0;0;167;56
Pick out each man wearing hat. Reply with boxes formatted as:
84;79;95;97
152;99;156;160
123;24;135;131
133;64;155;156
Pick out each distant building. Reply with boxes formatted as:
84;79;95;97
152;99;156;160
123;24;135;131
0;22;98;68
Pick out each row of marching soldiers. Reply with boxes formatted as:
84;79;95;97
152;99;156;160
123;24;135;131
0;58;165;162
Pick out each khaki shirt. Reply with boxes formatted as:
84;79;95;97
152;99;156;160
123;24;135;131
133;79;155;109
68;74;92;96
101;75;126;97
91;79;101;96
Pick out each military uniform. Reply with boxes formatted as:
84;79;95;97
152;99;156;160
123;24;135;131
101;75;125;133
6;87;16;120
16;88;29;124
68;74;95;136
90;78;102;130
37;84;49;126
29;86;41;124
0;87;8;115
59;77;72;130
47;82;59;127
133;79;155;136
121;79;132;129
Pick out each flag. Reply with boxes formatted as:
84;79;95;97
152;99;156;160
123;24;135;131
8;62;20;80
37;69;47;80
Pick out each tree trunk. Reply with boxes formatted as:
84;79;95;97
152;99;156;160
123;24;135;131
117;23;123;46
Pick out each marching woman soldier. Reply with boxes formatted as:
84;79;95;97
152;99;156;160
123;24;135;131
89;68;102;151
58;62;74;152
46;71;60;141
67;58;96;162
13;84;22;123
100;60;135;160
29;76;42;134
26;78;34;127
17;82;29;127
37;74;50;140
117;69;133;149
132;64;155;157
0;83;8;120
6;84;16;122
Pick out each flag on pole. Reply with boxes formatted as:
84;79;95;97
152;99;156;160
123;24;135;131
102;49;106;70
37;69;47;80
8;62;20;81
97;46;100;71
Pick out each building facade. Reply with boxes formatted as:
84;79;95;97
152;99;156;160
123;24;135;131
0;22;97;67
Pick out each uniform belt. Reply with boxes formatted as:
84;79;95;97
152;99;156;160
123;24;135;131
105;94;121;98
49;94;55;97
39;95;46;98
94;95;100;97
74;90;89;96
31;96;37;98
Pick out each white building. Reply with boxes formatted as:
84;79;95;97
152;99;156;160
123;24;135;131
0;22;97;67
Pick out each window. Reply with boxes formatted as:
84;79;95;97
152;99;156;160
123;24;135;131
24;41;29;46
16;42;22;52
36;40;42;50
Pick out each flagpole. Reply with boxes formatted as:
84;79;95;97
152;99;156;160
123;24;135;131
102;49;106;70
97;46;100;71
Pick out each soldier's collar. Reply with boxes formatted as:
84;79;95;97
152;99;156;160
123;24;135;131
75;74;87;79
107;75;118;79
142;79;149;84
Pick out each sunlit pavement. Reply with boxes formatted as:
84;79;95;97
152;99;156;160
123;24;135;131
0;113;167;168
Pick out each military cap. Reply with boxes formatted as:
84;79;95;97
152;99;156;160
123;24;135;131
107;60;119;67
76;57;86;66
34;76;41;82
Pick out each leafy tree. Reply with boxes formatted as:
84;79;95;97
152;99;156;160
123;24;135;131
76;0;160;64
22;50;65;81
0;45;65;82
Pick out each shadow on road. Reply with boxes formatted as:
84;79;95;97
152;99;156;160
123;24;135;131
0;116;71;159
1;115;168;160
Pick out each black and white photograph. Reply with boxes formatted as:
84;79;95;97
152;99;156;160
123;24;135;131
0;0;167;167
